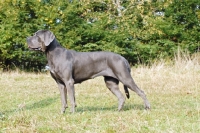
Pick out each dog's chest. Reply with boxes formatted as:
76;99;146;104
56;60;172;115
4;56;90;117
46;65;65;82
45;65;55;74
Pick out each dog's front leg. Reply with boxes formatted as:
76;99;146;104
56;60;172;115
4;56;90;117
65;79;76;113
50;72;68;113
57;83;68;114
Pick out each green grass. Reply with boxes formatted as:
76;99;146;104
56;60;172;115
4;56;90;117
0;56;200;132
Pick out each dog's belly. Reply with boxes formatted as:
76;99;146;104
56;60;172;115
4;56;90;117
73;68;117;84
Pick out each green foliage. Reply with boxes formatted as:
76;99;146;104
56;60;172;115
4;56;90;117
0;0;200;70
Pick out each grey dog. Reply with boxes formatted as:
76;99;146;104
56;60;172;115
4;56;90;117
27;30;150;113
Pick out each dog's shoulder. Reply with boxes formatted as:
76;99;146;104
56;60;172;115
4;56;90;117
64;49;79;61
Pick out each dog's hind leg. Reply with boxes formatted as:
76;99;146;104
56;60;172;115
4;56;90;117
104;76;125;111
121;77;150;110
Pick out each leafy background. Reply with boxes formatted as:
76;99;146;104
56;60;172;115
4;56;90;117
0;0;199;71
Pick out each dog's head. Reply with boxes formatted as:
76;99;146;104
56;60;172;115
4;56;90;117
27;30;55;52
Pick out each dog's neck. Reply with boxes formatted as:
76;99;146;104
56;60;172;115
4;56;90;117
45;38;64;70
45;39;61;52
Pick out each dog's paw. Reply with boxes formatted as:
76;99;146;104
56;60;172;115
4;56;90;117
61;110;65;114
145;102;151;110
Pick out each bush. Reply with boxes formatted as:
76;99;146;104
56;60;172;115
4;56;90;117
0;0;199;71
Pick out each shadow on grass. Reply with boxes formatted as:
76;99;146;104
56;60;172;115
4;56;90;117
25;96;58;110
75;103;145;112
0;99;146;118
0;96;58;117
123;103;145;111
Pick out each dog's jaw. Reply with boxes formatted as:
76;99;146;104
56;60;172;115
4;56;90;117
28;46;42;51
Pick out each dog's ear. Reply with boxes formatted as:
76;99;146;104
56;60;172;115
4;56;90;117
43;30;55;46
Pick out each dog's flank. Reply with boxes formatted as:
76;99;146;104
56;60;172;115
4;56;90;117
27;30;150;113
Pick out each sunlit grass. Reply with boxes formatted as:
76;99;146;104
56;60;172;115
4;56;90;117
0;53;200;132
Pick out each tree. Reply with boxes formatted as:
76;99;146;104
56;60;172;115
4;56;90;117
0;0;199;71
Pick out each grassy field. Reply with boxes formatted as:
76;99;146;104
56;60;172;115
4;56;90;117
0;55;200;133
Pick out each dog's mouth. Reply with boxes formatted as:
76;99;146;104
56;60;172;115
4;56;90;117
28;46;42;51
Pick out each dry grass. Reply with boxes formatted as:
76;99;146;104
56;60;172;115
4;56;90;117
0;53;200;132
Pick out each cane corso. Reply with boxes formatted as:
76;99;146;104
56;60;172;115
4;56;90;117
27;30;150;113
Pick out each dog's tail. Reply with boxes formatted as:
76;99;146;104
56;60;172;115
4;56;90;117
124;85;130;99
123;58;131;99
